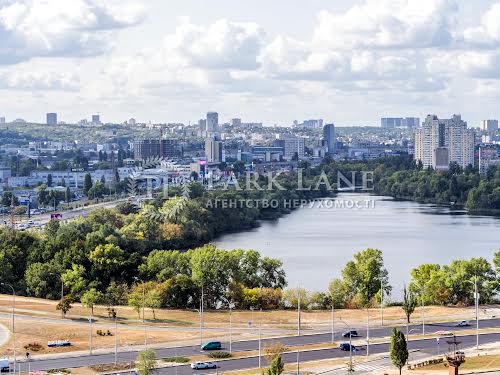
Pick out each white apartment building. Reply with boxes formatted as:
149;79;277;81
414;114;475;170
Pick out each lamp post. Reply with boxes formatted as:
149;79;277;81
366;307;370;356
114;314;118;366
297;288;301;336
330;294;335;344
474;275;479;350
380;279;384;327
258;308;262;369
421;287;425;336
133;277;147;348
0;283;15;373
229;303;234;354
339;318;354;373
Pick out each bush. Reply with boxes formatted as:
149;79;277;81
24;342;43;352
207;352;232;359
163;357;190;363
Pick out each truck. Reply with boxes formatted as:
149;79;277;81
0;358;9;372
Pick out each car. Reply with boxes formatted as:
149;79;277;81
455;320;470;327
201;341;222;350
342;330;360;338
0;358;9;372
339;343;357;352
190;362;217;370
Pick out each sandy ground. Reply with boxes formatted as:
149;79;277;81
0;294;498;358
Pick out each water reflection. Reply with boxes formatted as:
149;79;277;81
214;194;500;296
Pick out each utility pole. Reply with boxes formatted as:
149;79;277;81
201;285;204;347
296;349;300;375
0;283;15;373
297;289;301;336
229;304;233;353
89;316;93;355
421;287;425;335
380;279;384;326
60;279;64;319
114;315;118;366
475;275;479;350
366;307;370;356
258;308;262;369
331;300;335;344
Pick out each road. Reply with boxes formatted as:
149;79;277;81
13;198;128;228
11;318;500;372
14;332;500;374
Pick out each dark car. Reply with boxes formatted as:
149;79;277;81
339;343;357;352
342;330;360;338
201;341;222;350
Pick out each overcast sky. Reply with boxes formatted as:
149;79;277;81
1;0;500;126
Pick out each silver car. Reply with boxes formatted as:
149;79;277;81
190;362;217;370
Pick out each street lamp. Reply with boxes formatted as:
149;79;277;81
0;283;15;373
133;277;147;348
338;318;354;373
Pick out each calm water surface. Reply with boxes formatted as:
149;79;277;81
214;194;500;294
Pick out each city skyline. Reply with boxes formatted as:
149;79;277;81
1;0;500;125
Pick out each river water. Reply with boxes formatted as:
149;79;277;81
214;194;500;296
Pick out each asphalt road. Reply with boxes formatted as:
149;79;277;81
12;318;500;372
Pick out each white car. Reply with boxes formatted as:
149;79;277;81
456;320;470;327
190;362;217;370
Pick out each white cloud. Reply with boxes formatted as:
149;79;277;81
312;0;457;50
0;0;144;64
163;18;265;70
0;69;79;90
463;3;500;47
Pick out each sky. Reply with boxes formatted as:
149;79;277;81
1;0;500;126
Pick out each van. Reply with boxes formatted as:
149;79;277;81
201;341;222;350
0;358;10;372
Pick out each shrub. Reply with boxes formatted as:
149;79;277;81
163;357;190;363
24;342;43;352
207;352;232;359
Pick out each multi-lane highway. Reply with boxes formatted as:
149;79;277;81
13;318;500;373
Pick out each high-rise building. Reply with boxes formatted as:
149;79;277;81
133;139;178;160
206;112;219;132
480;119;498;132
274;136;305;160
46;113;57;125
0;117;5;124
382;117;420;128
231;118;242;127
322;123;336;153
479;145;500;176
381;118;403;128
92;114;101;125
414;114;475;170
205;137;223;163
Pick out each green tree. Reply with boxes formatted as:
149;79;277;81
62;264;88;298
56;295;74;318
341;248;390;307
145;288;162;320
1;192;18;207
65;187;72;203
263;354;284;375
389;328;408;375
402;285;417;324
88;243;125;277
83;173;92;196
328;278;348;308
81;288;103;316
136;349;157;375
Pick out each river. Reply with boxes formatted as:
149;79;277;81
214;194;500;296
